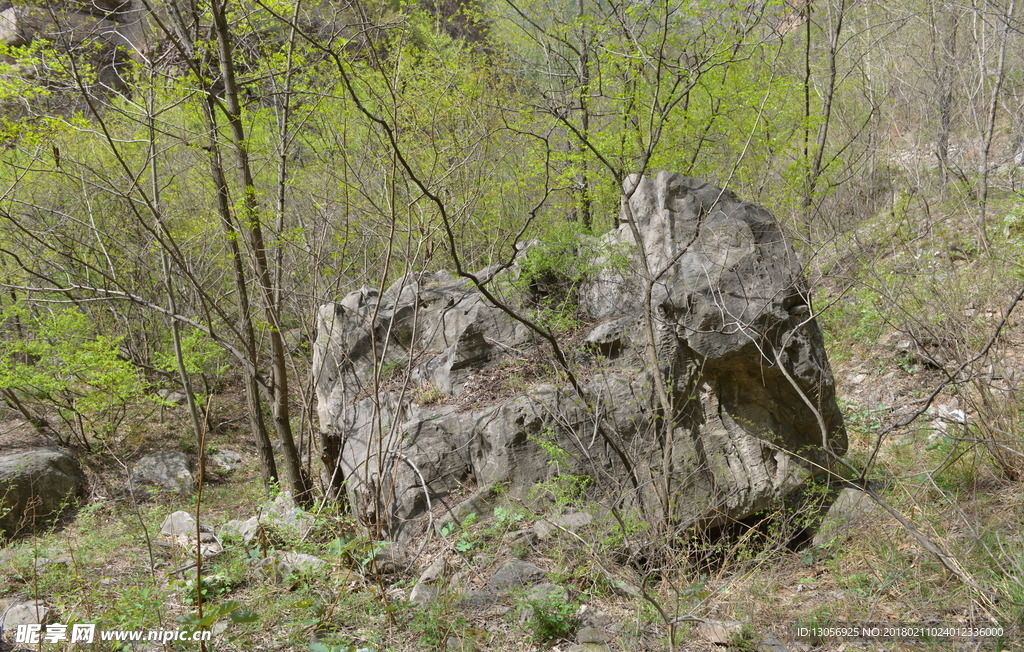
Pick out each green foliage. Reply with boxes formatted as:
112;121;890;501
154;329;229;382
180;573;234;605
0;303;148;446
514;223;630;331
440;512;479;553
518;590;578;644
406;599;468;650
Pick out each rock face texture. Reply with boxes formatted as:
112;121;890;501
0;0;147;90
313;173;846;539
0;447;86;538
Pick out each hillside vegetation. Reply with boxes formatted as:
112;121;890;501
1;0;1024;650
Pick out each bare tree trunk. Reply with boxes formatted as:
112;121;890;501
976;0;1014;251
210;0;312;505
203;108;279;491
933;6;959;195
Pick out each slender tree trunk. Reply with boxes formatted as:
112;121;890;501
203;108;279;490
210;0;312;504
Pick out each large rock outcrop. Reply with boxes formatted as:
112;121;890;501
0;447;86;538
313;173;846;539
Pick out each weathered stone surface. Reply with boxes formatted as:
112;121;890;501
210;450;243;472
219;491;313;543
577;626;611;645
160;511;198;536
488;559;545;591
0;599;54;630
408;582;437;605
0;447;85;538
534;511;593;541
255;551;327;582
130;451;194;494
314;173;846;539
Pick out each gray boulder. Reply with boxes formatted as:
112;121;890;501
488;559;546;591
0;599;54;631
313;173;845;539
130;451;194;494
0;447;86;538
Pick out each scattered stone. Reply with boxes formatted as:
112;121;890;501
488;559;545;591
459;591;499;610
255;551;327;582
130;451;194;494
418;556;448;585
599;568;642;599
220;518;261;543
534;511;593;541
0;599;54;630
445;634;476;652
35;554;72;572
409;582;437;605
210;450;243;472
518;582;570;624
221;491;315;544
160;511;198;536
503;528;538;546
526;582;567;603
577;626;610;645
0;447;86;538
697;619;791;651
156;389;187;405
262;492;315;538
370;541;405;575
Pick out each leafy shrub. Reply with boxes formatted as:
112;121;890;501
519;590;578;644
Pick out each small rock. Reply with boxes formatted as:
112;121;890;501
534;511;593;540
130;451;194;494
600;568;642;599
813;488;887;548
255;551;327;582
503;528;538;546
445;635;476;652
156;389;186;404
263;492;314;538
526;582;567;603
220;517;260;542
697;620;743;645
161;511;198;536
35;554;72;572
409;582;437;605
459;591;499;610
488;559;545;591
370;542;405;575
519;582;570;623
577;626;611;645
418;556;447;584
210;450;243;472
0;600;54;629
